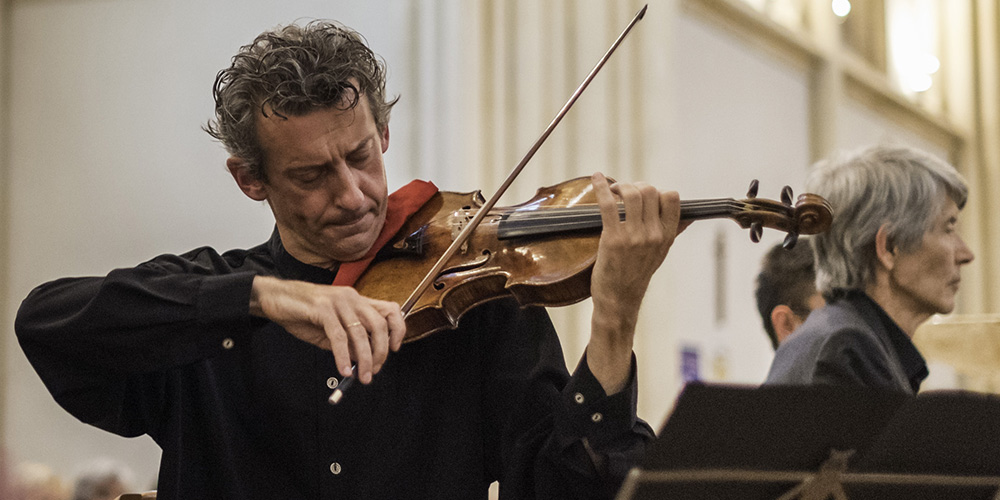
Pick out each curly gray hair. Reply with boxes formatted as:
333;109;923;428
205;20;398;181
806;145;968;296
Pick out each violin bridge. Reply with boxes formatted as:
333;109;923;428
449;209;475;254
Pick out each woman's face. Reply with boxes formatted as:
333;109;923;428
887;197;974;317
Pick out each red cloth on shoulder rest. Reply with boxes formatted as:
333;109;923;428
332;179;438;287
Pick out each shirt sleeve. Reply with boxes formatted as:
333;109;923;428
473;300;653;500
554;353;653;490
14;247;258;435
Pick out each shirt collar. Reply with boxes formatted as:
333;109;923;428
267;227;338;284
835;289;929;392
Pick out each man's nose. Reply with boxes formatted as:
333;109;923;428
331;171;365;210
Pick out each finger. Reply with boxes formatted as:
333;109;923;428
345;320;374;384
325;321;354;378
312;332;332;351
591;173;621;231
637;183;660;233
374;300;407;351
363;312;389;375
615;182;642;230
660;190;682;234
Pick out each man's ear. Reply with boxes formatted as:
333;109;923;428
380;124;390;153
874;223;895;271
770;305;801;344
227;157;268;201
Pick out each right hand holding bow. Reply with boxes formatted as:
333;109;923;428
249;275;406;384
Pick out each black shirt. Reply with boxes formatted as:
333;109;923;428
16;229;653;499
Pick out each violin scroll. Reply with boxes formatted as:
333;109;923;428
792;192;834;235
722;182;833;245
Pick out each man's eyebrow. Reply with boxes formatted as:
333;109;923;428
348;136;373;155
285;163;324;174
284;136;375;173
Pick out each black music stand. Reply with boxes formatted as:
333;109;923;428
614;383;1000;500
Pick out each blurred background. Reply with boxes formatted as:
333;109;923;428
2;0;998;490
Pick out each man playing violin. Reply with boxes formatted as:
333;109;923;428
16;21;682;500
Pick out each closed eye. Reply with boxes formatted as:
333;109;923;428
347;151;371;165
290;167;325;185
346;138;374;166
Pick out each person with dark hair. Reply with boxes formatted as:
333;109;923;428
15;21;683;500
766;145;975;394
754;238;824;350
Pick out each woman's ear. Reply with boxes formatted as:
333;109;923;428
227;158;268;201
874;223;895;271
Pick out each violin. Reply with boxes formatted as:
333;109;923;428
355;176;833;344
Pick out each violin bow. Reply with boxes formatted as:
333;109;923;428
400;4;648;315
330;4;649;404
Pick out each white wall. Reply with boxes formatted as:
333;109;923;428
635;5;813;425
837;99;950;159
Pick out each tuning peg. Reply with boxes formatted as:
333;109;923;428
781;186;794;205
783;232;799;250
750;222;763;243
747;179;759;199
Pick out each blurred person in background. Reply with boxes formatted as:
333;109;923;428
754;238;824;350
70;459;134;500
11;461;69;500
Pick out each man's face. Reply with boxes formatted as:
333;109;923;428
889;197;974;317
244;96;390;267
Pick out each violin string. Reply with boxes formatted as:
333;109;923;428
501;210;744;230
499;199;750;217
497;199;761;236
500;200;752;224
499;198;742;212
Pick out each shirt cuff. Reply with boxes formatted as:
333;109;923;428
196;271;256;350
558;352;641;449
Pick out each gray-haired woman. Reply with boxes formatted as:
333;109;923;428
765;145;974;394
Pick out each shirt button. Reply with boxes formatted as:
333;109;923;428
222;338;235;349
330;462;342;475
574;393;585;404
591;412;603;423
326;377;339;389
